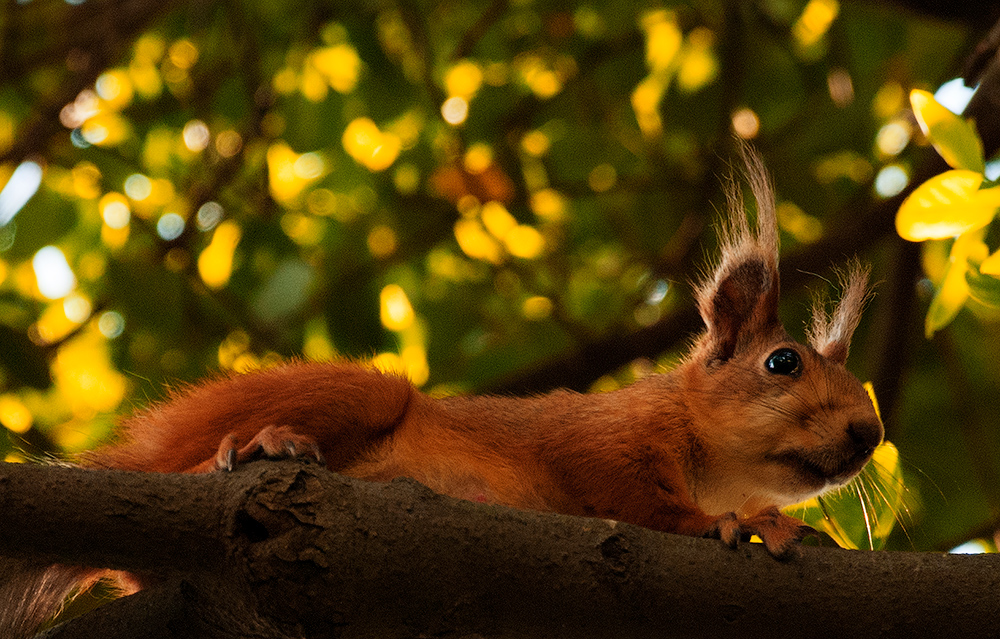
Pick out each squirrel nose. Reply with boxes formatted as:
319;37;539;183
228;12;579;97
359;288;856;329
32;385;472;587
847;419;883;455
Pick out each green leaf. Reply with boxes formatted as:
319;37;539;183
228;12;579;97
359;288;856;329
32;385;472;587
910;89;985;173
966;265;1000;308
3;188;77;260
251;258;316;324
982;248;1000;275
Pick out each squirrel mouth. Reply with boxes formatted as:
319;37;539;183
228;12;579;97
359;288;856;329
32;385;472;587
768;448;872;488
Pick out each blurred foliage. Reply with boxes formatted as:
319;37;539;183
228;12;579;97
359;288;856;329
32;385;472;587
896;89;1000;336
2;0;1000;555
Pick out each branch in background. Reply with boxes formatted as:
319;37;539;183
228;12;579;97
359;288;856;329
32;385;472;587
862;236;922;439
397;1;447;111
0;0;175;166
484;304;703;395
450;0;510;62
848;0;1000;25
482;182;905;397
490;11;1000;404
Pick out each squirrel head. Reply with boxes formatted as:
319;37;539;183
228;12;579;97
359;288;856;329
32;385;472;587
682;145;883;514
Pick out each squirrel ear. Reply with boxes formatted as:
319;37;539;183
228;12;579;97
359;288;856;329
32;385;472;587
699;256;780;363
696;144;782;363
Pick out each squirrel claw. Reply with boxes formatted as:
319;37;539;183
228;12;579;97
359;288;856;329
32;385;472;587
310;443;326;466
210;434;239;472
706;512;741;548
203;425;324;473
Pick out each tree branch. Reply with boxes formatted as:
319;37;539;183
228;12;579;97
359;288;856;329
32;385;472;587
450;0;510;61
854;0;1000;25
3;460;1000;638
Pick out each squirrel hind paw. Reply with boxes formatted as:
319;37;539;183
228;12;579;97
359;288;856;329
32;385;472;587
208;425;325;472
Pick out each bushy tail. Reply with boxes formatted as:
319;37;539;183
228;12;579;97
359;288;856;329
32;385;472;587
0;560;101;639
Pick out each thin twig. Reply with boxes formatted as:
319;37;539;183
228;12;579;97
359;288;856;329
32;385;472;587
450;0;509;61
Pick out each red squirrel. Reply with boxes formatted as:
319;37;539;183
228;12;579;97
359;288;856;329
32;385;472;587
2;147;882;637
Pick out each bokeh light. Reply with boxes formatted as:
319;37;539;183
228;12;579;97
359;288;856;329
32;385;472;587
156;212;185;240
0;160;43;226
874;164;909;198
32;246;76;299
182;120;210;152
441;96;469;125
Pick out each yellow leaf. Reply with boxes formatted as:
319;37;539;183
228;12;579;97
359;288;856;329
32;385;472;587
631;75;666;138
310;44;361;94
641;10;682;73
972;185;1000;207
80;111;131;146
480;201;517;240
896;170;997;241
445;60;483;99
303;322;335;362
522;295;553;320
342;118;400;172
266;142;307;203
454;218;502;264
504;225;545;259
530;188;567;221
862;381;882;423
400;344;429;386
792;0;839;49
95;69;135;110
866;441;904;539
52;330;127;417
910;90;985;173
676;29;718;93
869;440;898;477
925;231;985;336
0;394;33;434
198;221;241;289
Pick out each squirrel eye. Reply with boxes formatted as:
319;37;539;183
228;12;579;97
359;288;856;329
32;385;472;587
766;348;801;376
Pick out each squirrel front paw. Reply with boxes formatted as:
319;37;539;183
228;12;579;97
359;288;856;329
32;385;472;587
704;508;815;558
740;506;816;558
704;511;742;548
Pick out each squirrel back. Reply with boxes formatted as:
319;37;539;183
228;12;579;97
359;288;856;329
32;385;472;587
5;146;882;637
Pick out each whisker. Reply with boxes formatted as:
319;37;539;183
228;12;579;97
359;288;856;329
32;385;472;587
854;458;918;547
853;480;875;551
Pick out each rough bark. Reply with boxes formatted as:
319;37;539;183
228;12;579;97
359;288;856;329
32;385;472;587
1;460;999;639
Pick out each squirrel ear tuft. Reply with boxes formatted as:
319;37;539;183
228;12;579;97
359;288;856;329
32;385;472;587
696;144;782;363
807;260;871;365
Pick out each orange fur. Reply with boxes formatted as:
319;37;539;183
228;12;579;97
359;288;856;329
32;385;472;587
6;147;883;637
